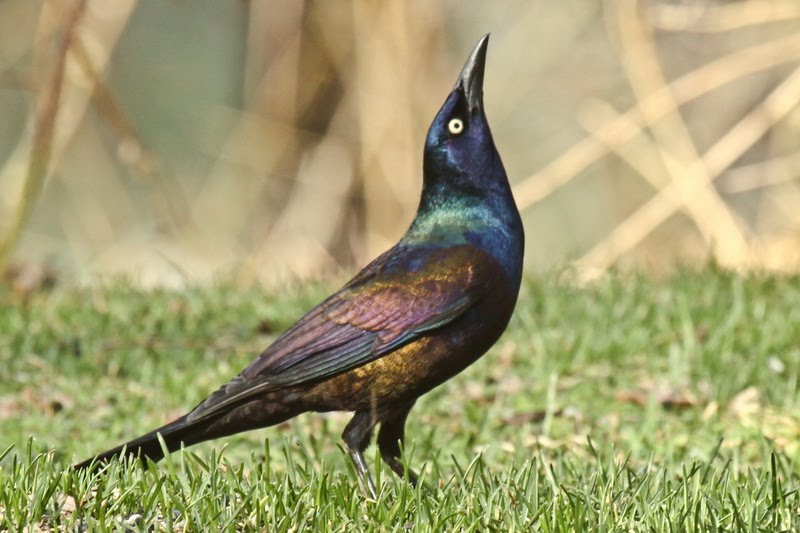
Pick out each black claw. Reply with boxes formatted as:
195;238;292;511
342;411;378;498
349;449;378;498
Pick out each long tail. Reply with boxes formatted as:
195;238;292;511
73;399;297;470
73;413;221;469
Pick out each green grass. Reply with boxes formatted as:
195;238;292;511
2;269;800;530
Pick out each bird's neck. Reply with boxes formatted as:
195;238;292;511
412;159;520;231
403;178;524;285
410;188;511;234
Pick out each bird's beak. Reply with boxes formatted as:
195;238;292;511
454;34;489;114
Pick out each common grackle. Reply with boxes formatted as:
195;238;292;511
74;34;524;497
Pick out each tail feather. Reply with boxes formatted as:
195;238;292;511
73;398;299;470
73;414;209;470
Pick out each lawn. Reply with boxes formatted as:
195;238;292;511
1;269;800;530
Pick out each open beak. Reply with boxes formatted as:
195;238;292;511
454;34;489;114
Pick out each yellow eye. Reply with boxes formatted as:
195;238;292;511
448;118;464;135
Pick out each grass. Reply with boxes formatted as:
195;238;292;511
2;268;800;530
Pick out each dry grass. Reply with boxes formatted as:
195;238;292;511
1;0;800;283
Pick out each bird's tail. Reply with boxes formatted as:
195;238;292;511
73;413;219;470
73;399;297;470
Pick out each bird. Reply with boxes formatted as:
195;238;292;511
74;34;524;497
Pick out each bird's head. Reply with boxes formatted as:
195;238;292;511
423;34;503;195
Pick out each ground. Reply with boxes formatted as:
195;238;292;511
1;269;799;530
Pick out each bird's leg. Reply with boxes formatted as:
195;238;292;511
377;402;418;485
342;411;377;498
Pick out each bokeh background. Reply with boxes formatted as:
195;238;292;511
2;0;800;287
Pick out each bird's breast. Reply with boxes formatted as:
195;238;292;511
305;283;515;412
404;201;523;288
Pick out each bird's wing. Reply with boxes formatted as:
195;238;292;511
187;246;489;422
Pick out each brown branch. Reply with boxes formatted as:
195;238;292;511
0;0;87;273
69;35;193;231
650;0;800;33
613;0;749;266
576;65;800;274
513;32;800;211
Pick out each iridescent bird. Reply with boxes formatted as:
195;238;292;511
75;34;524;496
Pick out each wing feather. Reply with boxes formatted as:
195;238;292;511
186;246;490;422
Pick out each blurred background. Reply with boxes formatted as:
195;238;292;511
2;0;800;287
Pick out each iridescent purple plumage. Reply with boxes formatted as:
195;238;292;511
75;35;524;497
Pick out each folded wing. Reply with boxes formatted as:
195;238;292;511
187;246;489;423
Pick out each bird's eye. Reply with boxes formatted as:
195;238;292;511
448;118;464;135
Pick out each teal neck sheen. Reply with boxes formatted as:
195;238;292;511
403;184;524;286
